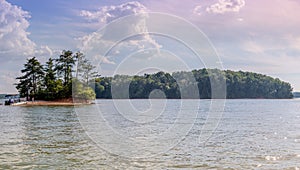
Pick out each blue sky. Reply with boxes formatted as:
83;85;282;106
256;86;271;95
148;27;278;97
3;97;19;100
1;0;300;93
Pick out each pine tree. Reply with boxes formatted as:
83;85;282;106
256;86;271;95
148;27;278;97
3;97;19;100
16;57;44;100
55;50;76;98
55;50;76;85
43;58;58;100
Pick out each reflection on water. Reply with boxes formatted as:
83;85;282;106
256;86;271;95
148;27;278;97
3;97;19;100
0;100;299;169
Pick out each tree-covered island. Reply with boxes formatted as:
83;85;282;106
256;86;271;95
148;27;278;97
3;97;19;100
15;50;294;102
93;70;293;99
15;50;97;103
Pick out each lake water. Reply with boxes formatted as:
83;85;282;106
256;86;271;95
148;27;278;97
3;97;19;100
0;99;299;169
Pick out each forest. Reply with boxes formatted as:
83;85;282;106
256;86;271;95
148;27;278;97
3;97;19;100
15;50;294;100
92;69;293;99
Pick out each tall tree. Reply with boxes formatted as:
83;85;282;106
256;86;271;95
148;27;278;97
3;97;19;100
16;57;44;100
79;60;97;86
43;58;57;100
55;50;76;85
74;52;84;79
76;53;97;86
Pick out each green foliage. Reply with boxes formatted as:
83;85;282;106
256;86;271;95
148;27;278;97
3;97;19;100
224;70;293;99
55;50;76;86
42;58;57;100
92;77;112;99
93;69;293;99
16;57;44;100
15;50;98;101
73;79;96;100
15;51;293;100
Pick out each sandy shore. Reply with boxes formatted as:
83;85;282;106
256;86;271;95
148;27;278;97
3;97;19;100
13;100;93;106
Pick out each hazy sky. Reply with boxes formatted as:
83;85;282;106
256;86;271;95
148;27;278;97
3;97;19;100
1;0;300;93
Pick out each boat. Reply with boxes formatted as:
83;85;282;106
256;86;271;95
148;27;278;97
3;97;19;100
4;94;21;105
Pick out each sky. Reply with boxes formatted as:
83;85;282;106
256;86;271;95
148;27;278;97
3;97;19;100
1;0;300;93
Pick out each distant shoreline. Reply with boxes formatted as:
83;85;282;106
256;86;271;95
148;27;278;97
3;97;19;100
3;98;299;106
12;99;93;106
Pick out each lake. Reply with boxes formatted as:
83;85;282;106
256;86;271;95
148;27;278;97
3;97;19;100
0;99;299;169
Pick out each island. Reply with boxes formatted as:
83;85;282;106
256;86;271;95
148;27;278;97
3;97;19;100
14;50;96;106
13;50;293;106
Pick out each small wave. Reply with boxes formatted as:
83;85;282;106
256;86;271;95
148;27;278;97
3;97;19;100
265;155;280;161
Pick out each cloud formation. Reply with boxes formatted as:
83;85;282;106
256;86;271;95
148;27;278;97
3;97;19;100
78;1;162;68
0;0;35;58
206;0;245;14
80;1;148;23
0;0;53;61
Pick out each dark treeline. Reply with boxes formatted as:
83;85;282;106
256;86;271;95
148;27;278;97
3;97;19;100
93;69;293;99
15;50;96;101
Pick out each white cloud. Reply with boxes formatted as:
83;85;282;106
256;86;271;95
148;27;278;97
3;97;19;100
35;45;53;56
76;32;116;66
0;0;53;62
80;1;148;23
193;5;202;15
0;0;35;58
206;0;245;14
78;1;162;69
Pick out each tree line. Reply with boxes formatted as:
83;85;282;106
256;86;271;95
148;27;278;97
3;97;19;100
16;50;293;100
15;50;96;101
92;69;293;99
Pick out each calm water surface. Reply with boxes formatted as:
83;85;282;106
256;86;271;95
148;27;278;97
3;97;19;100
0;99;299;169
